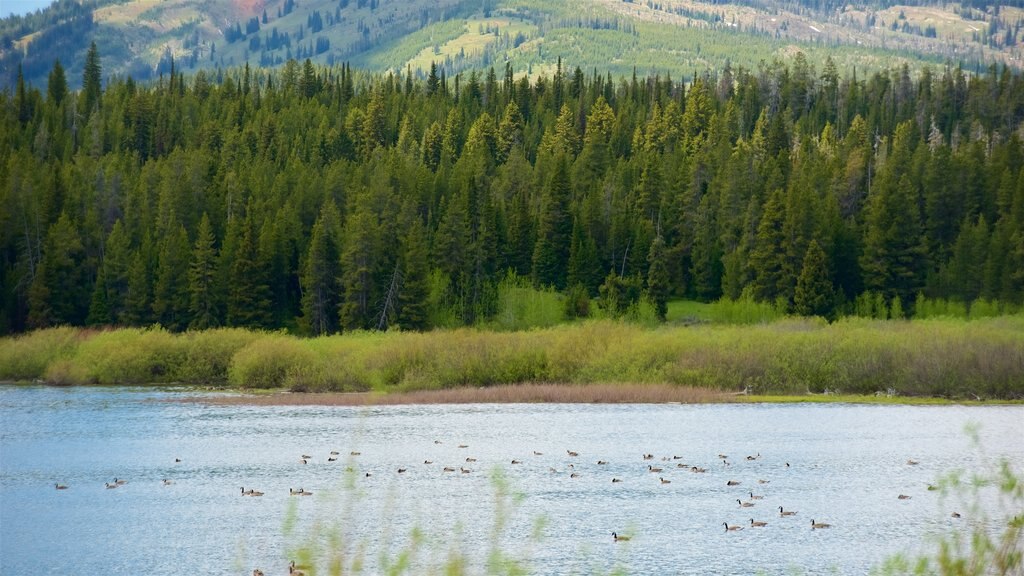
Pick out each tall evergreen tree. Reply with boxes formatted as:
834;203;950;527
532;155;573;289
300;201;342;335
398;217;430;331
646;234;669;322
793;240;835;319
226;212;272;328
567;218;602;295
860;174;926;308
27;213;88;327
749;189;788;303
124;250;152;326
152;222;190;330
47;59;67;106
188;214;220;330
81;41;102;116
339;206;378;331
100;220;132;324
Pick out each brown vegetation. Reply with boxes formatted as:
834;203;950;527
195;383;731;406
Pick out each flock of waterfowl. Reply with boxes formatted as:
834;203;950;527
52;441;954;573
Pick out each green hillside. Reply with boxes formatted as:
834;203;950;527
3;0;1022;89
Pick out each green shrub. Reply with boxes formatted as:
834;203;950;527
47;327;186;384
175;328;261;385
0;326;82;381
228;336;317;389
491;273;564;330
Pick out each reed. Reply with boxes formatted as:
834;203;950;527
2;315;1022;399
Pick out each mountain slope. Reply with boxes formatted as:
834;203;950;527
2;0;1022;89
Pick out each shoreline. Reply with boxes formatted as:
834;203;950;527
178;384;1023;407
4;380;1020;406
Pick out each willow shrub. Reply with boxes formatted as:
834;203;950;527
0;326;82;381
40;327;187;384
228;335;319;389
2;316;1022;398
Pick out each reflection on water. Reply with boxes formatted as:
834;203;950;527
1;386;1021;575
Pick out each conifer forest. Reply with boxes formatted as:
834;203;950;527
3;45;1024;336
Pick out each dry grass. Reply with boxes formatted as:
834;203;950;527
197;383;731;406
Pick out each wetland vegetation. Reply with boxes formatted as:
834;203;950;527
3;313;1022;400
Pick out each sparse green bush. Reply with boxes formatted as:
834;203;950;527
45;326;186;384
706;296;786;324
491;273;564;330
228;335;318;389
0;326;82;381
175;328;260;385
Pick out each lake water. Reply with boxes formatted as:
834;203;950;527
0;386;1021;575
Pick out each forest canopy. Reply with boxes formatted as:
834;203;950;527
2;47;1023;335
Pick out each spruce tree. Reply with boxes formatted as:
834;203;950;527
188;214;220;330
29;213;89;327
749;189;789;303
647;234;670;322
101;220;132;324
398;218;430;330
81;41;102;116
124;251;152;326
567;218;602;295
226;212;272;328
690;194;722;301
86;267;111;326
152;222;190;330
339;207;378;331
532;155;572;289
47;59;67;106
300;201;342;335
793;240;835;319
496;101;524;164
861;175;926;307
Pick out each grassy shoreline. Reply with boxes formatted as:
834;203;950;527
3;380;1020;405
177;386;1024;406
1;315;1022;400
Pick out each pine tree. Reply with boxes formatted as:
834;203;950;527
793;240;835;319
300;201;342;335
690;194;722;301
398;218;430;330
152;222;190;330
339;206;378;331
496;100;524;163
499;152;535;277
15;64;30;124
861;174;926;308
647;234;670;322
749;189;788;303
47;59;67;106
101;220;132;324
226;212;272;328
567;218;602;295
188;214;220;330
86;267;111;326
426;61;440;96
635;155;664;223
81;41;102;116
361;89;387;159
28;213;89;327
532;155;573;289
124;251;152;326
